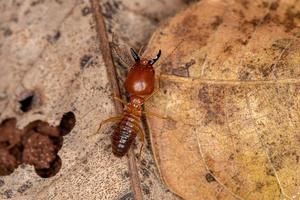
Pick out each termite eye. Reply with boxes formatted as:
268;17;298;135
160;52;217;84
130;48;140;63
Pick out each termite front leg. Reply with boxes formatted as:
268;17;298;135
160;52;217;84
110;93;127;105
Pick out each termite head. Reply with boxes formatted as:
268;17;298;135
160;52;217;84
125;48;162;96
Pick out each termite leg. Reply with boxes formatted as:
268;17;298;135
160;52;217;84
88;116;123;138
143;110;170;120
143;89;159;102
98;116;123;132
111;32;131;66
135;125;145;158
157;39;185;68
112;95;127;105
138;45;145;55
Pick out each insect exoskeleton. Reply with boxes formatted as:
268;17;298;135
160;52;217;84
94;48;162;157
124;48;161;96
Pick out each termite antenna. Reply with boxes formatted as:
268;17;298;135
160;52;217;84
130;48;140;63
148;50;161;65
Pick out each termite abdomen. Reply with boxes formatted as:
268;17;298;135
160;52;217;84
111;115;140;157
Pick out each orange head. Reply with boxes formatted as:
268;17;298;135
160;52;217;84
124;48;161;96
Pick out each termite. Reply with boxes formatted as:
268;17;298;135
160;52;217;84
94;48;161;157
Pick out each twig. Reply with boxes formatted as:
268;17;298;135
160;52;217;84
90;1;143;200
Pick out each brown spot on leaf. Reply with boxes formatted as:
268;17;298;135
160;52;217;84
238;70;250;80
205;173;216;183
3;189;13;198
259;63;274;78
284;7;300;31
223;44;233;53
271;38;291;51
266;167;275;177
198;86;226;125
59;111;76;136
142;185;150;195
172;59;196;77
30;0;45;7
102;1;120;20
0;179;4;187
236;38;248;45
174;14;199;37
270;2;279;10
172;67;189;77
17;180;33;193
182;0;200;4
81;6;91;16
2;27;13;37
118;192;134;200
46;31;61;44
80;54;93;69
185;59;196;68
211;16;223;30
240;0;249;9
255;182;264;192
182;14;199;29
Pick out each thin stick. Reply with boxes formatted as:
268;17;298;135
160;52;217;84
90;1;143;200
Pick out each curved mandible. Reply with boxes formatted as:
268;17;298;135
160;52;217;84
130;48;140;63
148;50;161;65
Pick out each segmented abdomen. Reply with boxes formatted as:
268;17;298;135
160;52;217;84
111;111;140;157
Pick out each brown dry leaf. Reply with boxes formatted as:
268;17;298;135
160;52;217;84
145;0;300;199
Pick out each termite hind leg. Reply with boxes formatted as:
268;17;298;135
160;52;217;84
143;104;174;121
97;116;122;132
143;110;170;120
88;116;122;138
136;125;145;158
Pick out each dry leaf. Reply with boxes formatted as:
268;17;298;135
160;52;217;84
0;0;130;199
145;0;300;199
0;0;187;199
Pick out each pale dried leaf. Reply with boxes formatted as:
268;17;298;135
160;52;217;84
0;0;189;199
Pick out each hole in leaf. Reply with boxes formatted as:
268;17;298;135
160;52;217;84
205;172;216;183
59;112;76;136
19;93;34;112
35;155;62;178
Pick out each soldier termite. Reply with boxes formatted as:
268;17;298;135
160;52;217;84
92;48;162;157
